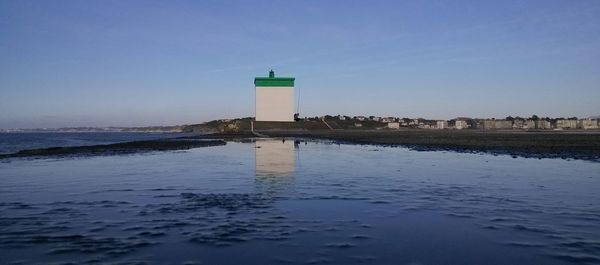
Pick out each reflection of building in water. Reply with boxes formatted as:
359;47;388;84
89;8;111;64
255;139;296;177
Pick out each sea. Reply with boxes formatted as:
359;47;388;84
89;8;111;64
0;132;186;154
0;132;599;264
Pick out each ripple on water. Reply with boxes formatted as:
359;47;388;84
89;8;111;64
1;140;599;264
135;192;296;247
547;252;600;264
324;242;356;248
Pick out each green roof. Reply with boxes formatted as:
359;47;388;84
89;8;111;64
254;70;295;87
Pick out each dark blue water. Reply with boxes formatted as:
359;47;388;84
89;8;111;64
0;136;599;264
0;132;187;154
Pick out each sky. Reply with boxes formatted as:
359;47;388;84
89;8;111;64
1;0;599;128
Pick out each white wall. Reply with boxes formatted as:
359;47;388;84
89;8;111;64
256;86;294;122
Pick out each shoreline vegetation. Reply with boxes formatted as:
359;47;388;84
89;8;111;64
1;118;599;161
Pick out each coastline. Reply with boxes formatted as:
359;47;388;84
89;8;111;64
194;130;600;162
1;130;599;162
0;139;225;160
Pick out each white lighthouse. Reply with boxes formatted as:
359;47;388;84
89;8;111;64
254;70;295;122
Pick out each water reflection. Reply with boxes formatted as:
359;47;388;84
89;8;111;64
1;139;599;264
254;139;298;195
255;139;296;177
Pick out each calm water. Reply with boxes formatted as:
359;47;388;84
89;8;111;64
1;135;599;264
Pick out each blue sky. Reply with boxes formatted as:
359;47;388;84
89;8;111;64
1;0;599;128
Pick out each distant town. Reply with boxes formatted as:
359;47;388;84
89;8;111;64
3;115;599;133
313;115;600;130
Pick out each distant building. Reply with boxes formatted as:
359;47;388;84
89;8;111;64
387;122;400;129
455;120;469;130
535;120;551;129
556;119;577;129
436;120;448;129
354;123;363;127
515;120;536;130
483;120;512;130
580;119;599;129
254;70;295;122
482;120;494;129
355;116;366;121
497;120;512;129
517;120;551;130
508;119;534;129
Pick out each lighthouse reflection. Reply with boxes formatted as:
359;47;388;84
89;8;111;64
255;139;297;193
255;139;296;177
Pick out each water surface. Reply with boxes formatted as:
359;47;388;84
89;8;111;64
0;132;186;154
1;138;599;264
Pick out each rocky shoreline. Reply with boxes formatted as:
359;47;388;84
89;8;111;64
193;130;600;162
2;130;599;162
0;139;226;160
